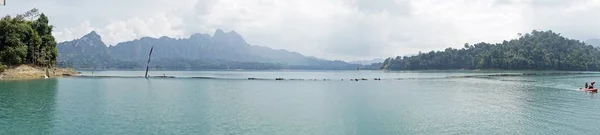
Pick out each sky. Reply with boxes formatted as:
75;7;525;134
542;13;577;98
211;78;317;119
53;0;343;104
2;0;600;61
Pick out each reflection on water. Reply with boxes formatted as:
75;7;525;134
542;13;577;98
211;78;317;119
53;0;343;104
0;79;57;134
587;92;597;98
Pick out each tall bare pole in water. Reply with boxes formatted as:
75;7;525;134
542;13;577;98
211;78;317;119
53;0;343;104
145;46;154;78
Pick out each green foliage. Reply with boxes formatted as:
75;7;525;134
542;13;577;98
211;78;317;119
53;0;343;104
0;63;6;72
0;9;57;67
382;30;600;71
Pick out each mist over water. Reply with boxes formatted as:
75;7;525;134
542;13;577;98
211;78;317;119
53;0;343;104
1;70;600;134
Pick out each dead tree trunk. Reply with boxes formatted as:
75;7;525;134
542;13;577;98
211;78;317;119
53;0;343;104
145;46;154;78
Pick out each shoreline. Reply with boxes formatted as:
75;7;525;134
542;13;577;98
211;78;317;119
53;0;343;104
0;65;80;80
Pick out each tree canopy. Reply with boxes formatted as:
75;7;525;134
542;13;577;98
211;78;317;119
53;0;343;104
0;8;57;68
382;30;600;71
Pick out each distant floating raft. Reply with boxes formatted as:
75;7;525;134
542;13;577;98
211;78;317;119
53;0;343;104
69;72;598;82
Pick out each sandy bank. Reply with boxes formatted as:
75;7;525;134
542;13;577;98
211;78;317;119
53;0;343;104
0;65;79;80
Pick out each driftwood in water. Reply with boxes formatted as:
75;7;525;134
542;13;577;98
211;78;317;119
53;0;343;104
145;46;154;78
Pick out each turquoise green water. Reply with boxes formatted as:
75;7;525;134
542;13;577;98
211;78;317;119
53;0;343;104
2;71;600;134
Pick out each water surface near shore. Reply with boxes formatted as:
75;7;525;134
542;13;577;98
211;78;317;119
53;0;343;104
1;70;600;134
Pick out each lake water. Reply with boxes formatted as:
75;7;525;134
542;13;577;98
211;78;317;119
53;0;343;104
1;70;600;134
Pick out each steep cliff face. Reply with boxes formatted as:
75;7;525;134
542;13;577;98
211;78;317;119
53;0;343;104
57;29;360;70
57;31;111;68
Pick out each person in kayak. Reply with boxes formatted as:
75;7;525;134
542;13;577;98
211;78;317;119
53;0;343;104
585;82;589;89
589;82;595;89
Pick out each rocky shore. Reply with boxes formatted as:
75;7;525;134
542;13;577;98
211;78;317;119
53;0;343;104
0;65;79;80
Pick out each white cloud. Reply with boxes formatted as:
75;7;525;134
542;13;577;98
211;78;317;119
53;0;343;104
52;20;96;42
52;13;185;46
7;0;600;60
98;14;186;45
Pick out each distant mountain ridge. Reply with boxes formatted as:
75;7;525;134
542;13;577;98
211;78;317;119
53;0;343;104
57;29;360;70
348;58;384;65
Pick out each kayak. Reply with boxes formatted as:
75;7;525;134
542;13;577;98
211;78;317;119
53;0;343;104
583;88;598;92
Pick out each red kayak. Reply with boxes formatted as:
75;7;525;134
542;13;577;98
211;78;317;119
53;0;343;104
583;88;598;92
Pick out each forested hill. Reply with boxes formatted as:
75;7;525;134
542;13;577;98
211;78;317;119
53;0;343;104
0;9;58;71
382;30;600;71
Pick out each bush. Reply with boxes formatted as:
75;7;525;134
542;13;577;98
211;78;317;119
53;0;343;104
0;63;7;73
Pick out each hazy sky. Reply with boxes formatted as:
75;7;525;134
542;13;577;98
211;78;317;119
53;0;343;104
2;0;600;61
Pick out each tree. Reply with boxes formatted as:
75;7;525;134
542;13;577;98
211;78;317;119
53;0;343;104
0;9;57;67
23;8;40;21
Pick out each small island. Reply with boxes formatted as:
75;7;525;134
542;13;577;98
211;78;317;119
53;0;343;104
382;30;600;71
0;9;78;80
